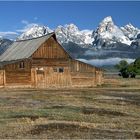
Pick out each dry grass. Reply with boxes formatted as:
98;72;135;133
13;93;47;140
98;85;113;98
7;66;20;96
0;87;140;139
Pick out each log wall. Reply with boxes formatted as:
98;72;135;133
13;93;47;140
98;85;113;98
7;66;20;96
70;60;103;87
71;72;95;87
32;58;70;67
4;60;31;85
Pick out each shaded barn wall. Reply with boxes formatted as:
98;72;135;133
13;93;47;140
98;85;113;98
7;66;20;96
70;60;96;87
4;60;31;85
70;60;103;87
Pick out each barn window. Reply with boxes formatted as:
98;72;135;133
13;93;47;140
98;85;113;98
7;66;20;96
19;61;25;69
53;68;57;72
58;68;64;73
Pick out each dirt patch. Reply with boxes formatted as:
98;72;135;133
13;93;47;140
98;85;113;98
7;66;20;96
11;115;41;121
97;99;140;106
82;107;128;116
135;132;140;139
28;122;137;139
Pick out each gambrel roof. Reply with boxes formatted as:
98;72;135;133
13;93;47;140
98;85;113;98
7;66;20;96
0;32;55;62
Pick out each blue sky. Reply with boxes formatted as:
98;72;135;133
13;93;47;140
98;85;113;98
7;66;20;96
0;1;140;39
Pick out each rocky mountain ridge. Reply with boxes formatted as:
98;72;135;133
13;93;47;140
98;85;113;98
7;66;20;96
1;16;140;66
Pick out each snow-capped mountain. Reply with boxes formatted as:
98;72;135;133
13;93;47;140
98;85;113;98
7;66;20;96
12;16;140;64
55;24;94;46
121;23;140;40
92;16;131;49
17;24;52;40
17;16;140;50
17;24;94;47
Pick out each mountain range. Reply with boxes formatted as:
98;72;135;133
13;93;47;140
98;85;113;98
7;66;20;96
0;16;140;66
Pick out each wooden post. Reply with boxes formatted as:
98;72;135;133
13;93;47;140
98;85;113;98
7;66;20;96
95;70;99;86
44;67;47;88
3;70;6;86
31;68;37;88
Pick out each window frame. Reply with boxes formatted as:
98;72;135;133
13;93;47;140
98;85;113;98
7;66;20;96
19;61;25;69
53;67;64;73
58;67;64;73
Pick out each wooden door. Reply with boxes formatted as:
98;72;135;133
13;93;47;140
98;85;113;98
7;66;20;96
36;70;45;88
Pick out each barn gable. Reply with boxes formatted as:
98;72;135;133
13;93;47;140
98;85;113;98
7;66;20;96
32;36;71;59
0;32;58;62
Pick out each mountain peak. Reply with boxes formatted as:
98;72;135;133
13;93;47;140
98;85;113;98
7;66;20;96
17;24;52;40
124;23;136;30
121;23;140;39
101;16;113;24
65;23;79;32
93;16;131;46
97;16;115;34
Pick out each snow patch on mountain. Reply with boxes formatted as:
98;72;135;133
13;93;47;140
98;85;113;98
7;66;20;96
55;24;94;46
17;24;52;40
16;16;140;53
93;16;131;48
17;23;94;46
121;23;140;39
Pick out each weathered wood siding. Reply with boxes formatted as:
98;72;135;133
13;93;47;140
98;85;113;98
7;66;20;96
70;60;96;73
32;37;70;59
70;60;103;87
95;70;104;85
32;58;70;67
31;67;71;88
4;60;31;85
0;70;5;86
30;36;72;88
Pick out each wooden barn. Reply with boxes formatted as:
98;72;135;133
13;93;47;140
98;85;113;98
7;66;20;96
0;32;104;88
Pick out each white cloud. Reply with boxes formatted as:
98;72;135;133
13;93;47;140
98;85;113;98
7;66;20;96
17;23;38;33
0;19;39;39
21;20;29;25
0;31;18;39
78;58;135;66
16;19;40;33
85;50;134;56
34;17;38;20
0;31;18;36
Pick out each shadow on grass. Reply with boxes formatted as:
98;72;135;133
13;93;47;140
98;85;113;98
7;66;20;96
29;123;139;139
7;105;128;122
99;90;140;106
82;107;128;116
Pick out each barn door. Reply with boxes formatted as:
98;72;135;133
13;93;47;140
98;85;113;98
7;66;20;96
36;69;45;88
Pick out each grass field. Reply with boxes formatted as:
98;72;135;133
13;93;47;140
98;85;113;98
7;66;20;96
0;88;140;139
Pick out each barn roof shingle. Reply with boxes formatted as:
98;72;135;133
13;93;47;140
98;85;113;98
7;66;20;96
0;32;54;62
